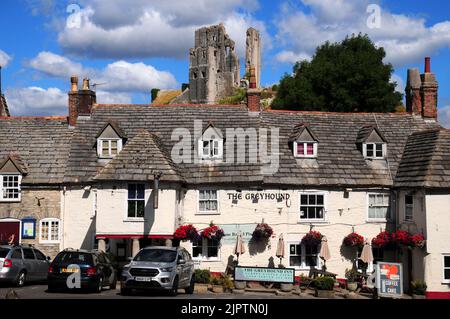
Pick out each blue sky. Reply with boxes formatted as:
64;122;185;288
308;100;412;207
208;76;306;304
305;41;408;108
1;0;450;127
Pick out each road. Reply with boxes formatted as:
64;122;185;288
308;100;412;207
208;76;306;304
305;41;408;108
0;283;312;299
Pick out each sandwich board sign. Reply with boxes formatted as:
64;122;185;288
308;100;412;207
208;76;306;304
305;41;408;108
376;262;403;298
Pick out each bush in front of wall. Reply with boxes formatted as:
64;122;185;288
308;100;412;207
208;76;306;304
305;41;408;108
313;276;335;291
411;280;427;295
194;269;211;284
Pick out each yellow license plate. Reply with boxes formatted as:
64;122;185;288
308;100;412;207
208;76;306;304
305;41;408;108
61;268;79;273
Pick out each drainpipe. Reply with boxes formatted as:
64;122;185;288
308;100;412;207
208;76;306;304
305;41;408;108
153;171;162;209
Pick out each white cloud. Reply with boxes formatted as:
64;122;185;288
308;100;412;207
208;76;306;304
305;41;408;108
28;52;178;93
275;0;450;67
29;51;87;78
275;51;311;64
5;86;132;116
0;50;12;67
438;106;450;129
57;0;268;59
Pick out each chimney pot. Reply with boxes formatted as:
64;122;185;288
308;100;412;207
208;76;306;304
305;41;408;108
71;76;79;92
82;78;90;90
425;57;431;73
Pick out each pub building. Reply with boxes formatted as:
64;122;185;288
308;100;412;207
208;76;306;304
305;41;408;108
0;59;449;298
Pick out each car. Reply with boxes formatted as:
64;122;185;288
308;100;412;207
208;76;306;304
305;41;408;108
0;245;51;287
120;246;195;296
47;249;117;293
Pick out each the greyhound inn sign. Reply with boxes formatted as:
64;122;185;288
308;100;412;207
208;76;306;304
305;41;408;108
227;191;291;202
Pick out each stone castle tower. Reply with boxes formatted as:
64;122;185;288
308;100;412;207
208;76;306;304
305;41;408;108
245;28;261;88
189;24;240;104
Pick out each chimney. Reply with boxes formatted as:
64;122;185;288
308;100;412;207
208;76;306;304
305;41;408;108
247;66;261;112
420;57;438;119
68;76;96;126
0;66;10;117
405;68;422;115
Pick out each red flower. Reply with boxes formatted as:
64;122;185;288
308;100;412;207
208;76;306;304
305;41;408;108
372;231;391;248
173;224;199;241
201;224;225;241
252;223;274;240
301;231;323;247
343;233;365;248
392;230;411;246
410;233;426;248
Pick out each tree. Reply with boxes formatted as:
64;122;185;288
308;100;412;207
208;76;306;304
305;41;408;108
271;34;402;112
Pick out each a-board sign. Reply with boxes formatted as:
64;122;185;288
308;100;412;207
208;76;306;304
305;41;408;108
376;262;403;298
234;266;295;284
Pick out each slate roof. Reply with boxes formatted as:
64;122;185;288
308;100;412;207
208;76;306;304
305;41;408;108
0;117;72;184
288;124;319;142
64;105;441;187
395;128;450;188
94;129;184;182
355;125;387;143
95;120;127;139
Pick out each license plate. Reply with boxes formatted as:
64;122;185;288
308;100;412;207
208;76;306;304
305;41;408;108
135;277;152;282
61;268;79;273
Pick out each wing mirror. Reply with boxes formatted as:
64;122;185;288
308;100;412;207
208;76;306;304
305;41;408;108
177;259;186;265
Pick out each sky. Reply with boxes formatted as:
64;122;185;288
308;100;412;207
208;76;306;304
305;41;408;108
0;0;450;127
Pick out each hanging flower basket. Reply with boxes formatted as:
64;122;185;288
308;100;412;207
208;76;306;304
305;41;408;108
252;223;274;240
173;224;199;242
371;231;391;248
410;233;426;249
392;230;411;246
301;231;323;247
343;232;365;248
201;224;225;242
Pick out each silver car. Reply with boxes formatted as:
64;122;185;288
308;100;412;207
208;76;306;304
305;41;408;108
120;246;195;296
0;245;50;287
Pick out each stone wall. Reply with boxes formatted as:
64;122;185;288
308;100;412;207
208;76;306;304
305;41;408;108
0;188;61;258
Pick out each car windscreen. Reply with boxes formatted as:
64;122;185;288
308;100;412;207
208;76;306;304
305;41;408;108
0;248;9;258
54;252;93;265
134;249;177;263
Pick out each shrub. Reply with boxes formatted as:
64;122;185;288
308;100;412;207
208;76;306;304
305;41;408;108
314;276;335;291
411;280;427;295
194;269;211;284
345;268;359;282
220;273;234;291
210;276;221;286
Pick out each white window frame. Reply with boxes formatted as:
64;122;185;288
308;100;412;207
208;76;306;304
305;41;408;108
367;193;390;222
286;241;321;270
443;254;450;284
299;191;327;222
404;194;414;222
126;183;146;221
294;142;318;158
197;189;219;215
0;174;22;202
97;138;122;159
198;138;223;160
363;143;386;159
39;218;60;244
191;238;220;261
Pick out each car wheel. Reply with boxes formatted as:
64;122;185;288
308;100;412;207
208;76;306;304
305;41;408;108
110;277;117;290
93;277;103;293
169;276;179;297
16;271;26;287
185;276;195;294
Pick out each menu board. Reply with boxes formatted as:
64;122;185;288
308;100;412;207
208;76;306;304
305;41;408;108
376;262;403;298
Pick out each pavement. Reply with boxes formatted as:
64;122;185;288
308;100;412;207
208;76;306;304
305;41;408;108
0;283;320;299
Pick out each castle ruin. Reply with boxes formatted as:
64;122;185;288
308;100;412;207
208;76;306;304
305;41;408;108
246;28;261;89
189;24;240;104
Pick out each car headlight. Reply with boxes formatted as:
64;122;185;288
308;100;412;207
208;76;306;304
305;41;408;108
160;267;174;272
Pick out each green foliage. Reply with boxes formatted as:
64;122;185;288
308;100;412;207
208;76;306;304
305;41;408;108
411;280;427;295
218;88;246;105
271;84;278;92
313;276;335;291
210;276;221;285
220;273;234;290
194;269;211;284
151;88;160;102
272;34;402;113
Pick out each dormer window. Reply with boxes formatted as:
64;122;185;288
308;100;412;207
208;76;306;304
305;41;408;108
95;121;126;159
294;142;318;158
357;126;388;160
289;124;319;159
198;123;223;160
0;154;26;202
364;143;386;159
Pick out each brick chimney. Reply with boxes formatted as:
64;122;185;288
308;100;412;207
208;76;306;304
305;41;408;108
405;68;422;115
420;57;438;119
68;76;96;126
247;66;261;112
